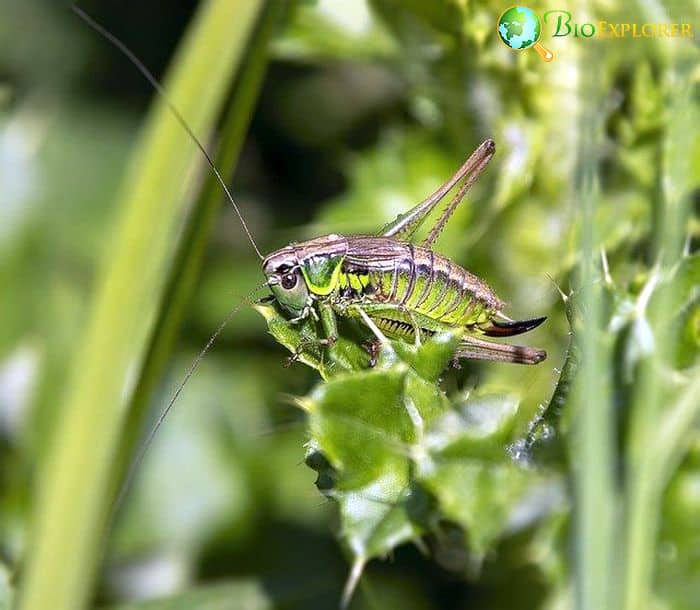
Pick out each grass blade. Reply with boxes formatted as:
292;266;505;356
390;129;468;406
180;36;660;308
19;2;264;609
112;0;283;522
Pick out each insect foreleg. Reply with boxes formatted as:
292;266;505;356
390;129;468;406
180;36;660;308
362;339;382;368
283;302;337;367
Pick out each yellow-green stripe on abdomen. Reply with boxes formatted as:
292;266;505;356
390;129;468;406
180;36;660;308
361;248;502;327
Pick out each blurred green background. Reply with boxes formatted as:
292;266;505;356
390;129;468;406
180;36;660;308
0;1;698;609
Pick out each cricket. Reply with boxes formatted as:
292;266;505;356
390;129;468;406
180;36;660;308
74;8;546;378
262;138;547;368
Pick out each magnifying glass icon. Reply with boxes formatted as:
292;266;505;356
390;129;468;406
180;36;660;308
497;6;554;62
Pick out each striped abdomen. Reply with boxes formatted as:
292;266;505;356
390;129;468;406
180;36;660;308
340;237;503;327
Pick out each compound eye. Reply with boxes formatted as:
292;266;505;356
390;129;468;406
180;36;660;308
281;272;298;290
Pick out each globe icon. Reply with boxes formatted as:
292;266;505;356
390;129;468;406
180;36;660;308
497;6;554;61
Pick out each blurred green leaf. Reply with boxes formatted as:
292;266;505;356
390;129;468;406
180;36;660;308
19;2;265;610
272;0;395;63
657;453;700;610
0;563;12;610
104;580;271;610
111;0;283;562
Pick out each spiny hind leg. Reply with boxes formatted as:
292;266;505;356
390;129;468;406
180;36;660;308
379;139;496;242
456;334;547;365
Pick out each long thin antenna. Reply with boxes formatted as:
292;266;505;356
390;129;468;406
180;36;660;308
72;4;264;260
113;281;269;513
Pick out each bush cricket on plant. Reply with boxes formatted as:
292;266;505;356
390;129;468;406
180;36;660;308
73;5;547;512
263;137;546;368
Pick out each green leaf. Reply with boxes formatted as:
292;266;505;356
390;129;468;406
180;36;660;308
309;367;414;489
393;328;463;383
419;460;532;554
522;293;580;466
427;393;520;461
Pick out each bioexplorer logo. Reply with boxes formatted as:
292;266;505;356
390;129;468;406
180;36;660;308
497;6;694;62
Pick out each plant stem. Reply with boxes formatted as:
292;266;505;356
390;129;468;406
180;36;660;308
622;71;695;610
573;45;615;610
